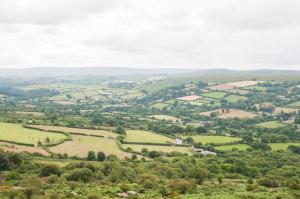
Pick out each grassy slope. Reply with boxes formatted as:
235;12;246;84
125;130;173;144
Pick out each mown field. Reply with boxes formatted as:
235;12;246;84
201;92;227;99
125;130;173;144
269;143;300;151
256;121;287;129
215;144;251;151
50;135;132;158
181;135;241;144
224;95;248;103
0;141;49;155
150;115;180;122
27;125;117;138
0;123;68;146
122;144;192;154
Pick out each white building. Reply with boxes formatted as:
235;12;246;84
173;138;183;145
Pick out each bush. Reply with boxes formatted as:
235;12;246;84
5;171;22;181
97;151;106;161
87;151;96;161
0;152;10;171
169;179;197;194
40;164;61;177
258;177;280;188
65;168;94;182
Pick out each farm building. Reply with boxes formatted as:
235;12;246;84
173;138;183;145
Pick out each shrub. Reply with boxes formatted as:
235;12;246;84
169;179;196;194
65;168;94;182
258;177;280;188
97;151;106;161
87;151;96;161
40;164;61;177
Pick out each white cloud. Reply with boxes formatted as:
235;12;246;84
0;0;299;69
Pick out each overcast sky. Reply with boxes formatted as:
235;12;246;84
0;0;299;70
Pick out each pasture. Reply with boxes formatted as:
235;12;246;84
177;95;201;101
181;135;241;144
122;144;192;154
125;130;173;144
243;86;267;91
150;103;169;110
269;143;300;150
215;144;251;151
225;95;248;103
273;107;298;114
287;100;300;108
0;141;49;155
199;109;257;119
256;121;286;129
0;123;68;146
50;135;132;159
201;92;227;99
27;125;117;138
150;115;180;122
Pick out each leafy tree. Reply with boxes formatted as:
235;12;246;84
87;151;96;161
65;168;94;182
40;164;61;177
115;126;126;134
97;151;106;161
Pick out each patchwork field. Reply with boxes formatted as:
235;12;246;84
0;123;68;146
215;144;251;151
201;92;227;99
50;135;132;158
0;141;49;155
256;121;287;129
225;95;248;103
243;86;268;91
269;143;300;151
273;107;298;114
15;111;45;118
181;135;241;144
228;81;263;88
209;84;235;91
227;89;250;95
150;115;181;122
125;130;173;144
26;125;117;138
150;102;169;110
122;144;192;154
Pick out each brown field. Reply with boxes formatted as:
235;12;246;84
177;95;201;101
209;84;235;91
200;109;257;119
228;81;263;88
273;107;298;114
27;125;117;138
0;142;49;156
49;135;132;159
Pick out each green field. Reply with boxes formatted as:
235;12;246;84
243;86;268;91
50;135;132;158
150;103;169;110
0;123;68;146
256;121;287;129
225;95;248;103
125;130;173;144
201;92;227;99
215;144;251;151
150;115;180;122
122;144;192;154
181;135;241;144
269;143;300;151
287;100;300;108
27;125;117;138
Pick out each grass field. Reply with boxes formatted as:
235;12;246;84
201;92;227;99
287;100;300;108
0;123;68;146
224;95;248;103
215;144;251;151
15;111;45;118
150;103;169;110
27;125;117;138
150;115;180;122
122;144;192;154
125;130;173;144
50;135;132;158
243;86;268;91
269;143;300;151
0;141;49;155
256;121;287;129
181;135;241;144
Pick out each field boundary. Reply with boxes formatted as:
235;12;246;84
0;139;35;147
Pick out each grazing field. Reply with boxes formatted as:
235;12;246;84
181;135;241;144
225;95;248;103
150;115;180;122
120;91;144;100
125;130;173;144
51;100;77;105
15;111;45;118
287;100;300;108
0;123;68;146
0;142;49;155
227;89;250;95
201;92;227;99
209;84;235;91
27;125;117;138
177;95;201;101
256;121;287;129
215;144;251;151
200;109;257;119
150;102;169;109
50;135;132;158
243;86;268;91
122;144;192;154
269;143;300;151
273;107;298;114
